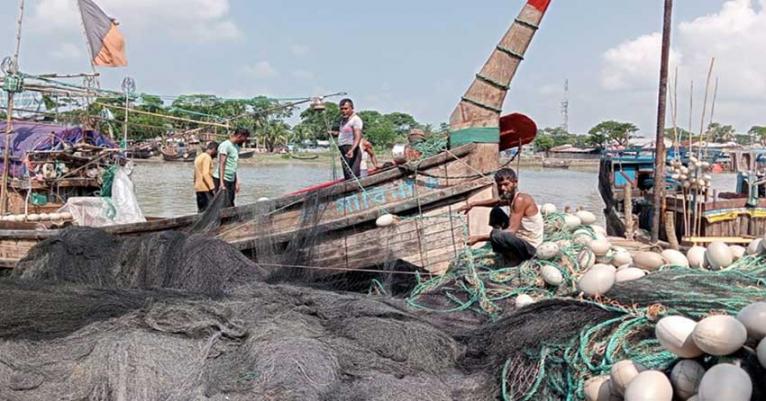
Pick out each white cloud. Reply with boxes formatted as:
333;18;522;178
598;0;766;132
244;61;278;79
601;0;765;98
28;0;242;42
289;44;310;57
601;32;682;91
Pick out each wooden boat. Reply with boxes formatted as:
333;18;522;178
542;159;570;169
161;146;196;162
238;149;256;159
599;147;766;243
0;0;551;273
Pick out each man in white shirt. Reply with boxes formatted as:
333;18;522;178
333;98;363;180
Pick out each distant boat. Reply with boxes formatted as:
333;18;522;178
160;145;196;162
238;149;256;159
542;159;571;169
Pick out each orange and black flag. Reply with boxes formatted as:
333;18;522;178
78;0;127;67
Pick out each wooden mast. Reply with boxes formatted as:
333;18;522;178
0;0;26;215
651;0;673;243
449;0;551;158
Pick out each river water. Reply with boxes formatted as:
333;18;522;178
130;162;608;218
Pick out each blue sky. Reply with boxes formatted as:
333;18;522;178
0;0;763;136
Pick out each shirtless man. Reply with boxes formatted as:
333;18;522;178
459;168;544;266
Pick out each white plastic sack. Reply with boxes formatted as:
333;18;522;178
59;167;146;227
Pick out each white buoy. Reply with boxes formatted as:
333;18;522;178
704;241;733;270
611;250;633;267
60;212;73;220
375;214;397;227
655;316;703;358
27;214;41;222
736;302;766;341
616;268;647;283
564;214;582;231
540;203;557;215
670;360;705;400
633;251;665;271
691;315;747;356
661;249;689;267
578;265;616;297
583;376;619;401
540;265;564;286
576;210;597;225
758;339;766;369
746;239;762;255
536;242;560;260
257;197;270;202
515;294;535;308
39;213;50;221
578;249;596;270
590;224;607;236
697;364;752;401
687;246;707;268
729;245;746;261
624;370;673;401
589;239;611;257
610;360;643;395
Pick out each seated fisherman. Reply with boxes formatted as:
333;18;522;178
458;168;543;266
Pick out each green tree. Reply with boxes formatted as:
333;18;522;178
358;110;400;147
706;122;736;143
588;121;639;148
258;120;289;152
384;112;418;136
294;102;340;141
534;134;555;151
748;126;766;145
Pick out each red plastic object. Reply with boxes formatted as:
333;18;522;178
528;0;551;13
499;113;538;151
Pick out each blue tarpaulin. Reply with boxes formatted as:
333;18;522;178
0;121;117;178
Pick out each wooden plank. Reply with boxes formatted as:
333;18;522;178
683;236;754;244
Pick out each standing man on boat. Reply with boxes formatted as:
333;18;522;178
333;98;363;180
213;128;250;208
193;141;218;212
458;168;543;266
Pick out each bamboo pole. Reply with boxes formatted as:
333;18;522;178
665;210;680;249
625;182;634;240
95;102;230;128
0;93;14;214
651;0;673;243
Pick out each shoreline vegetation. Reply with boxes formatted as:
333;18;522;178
132;151;601;170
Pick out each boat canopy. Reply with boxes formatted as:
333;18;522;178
0;121;117;178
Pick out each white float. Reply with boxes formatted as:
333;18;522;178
661;249;689;267
610;360;642;395
670;360;705;400
615;268;647;283
536;242;560;260
584;376;616;401
564;214;582;231
697;364;752;401
655;316;703;358
624;370;673;401
704;241;733;270
687;246;707;268
758;339;766;369
515;294;535;308
633;251;664;271
736;302;766;341
578;265;616;297
611;250;633;267
746;238;762;255
691;315;747;356
578;249;596;270
729;245;746;261
375;214;397;227
589;239;611;257
576;210;597;225
540;203;557;215
540;265;564;287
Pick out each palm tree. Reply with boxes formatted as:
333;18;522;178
258;121;289;152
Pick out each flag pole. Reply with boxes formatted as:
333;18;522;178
1;0;25;214
651;0;673;243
